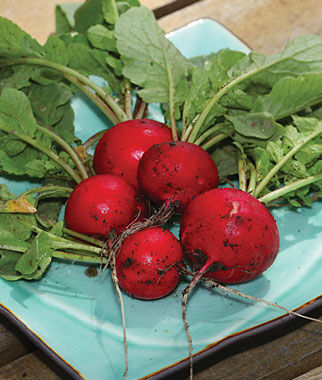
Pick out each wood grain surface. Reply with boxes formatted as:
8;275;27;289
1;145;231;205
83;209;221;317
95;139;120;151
159;0;322;54
0;0;200;43
0;1;321;379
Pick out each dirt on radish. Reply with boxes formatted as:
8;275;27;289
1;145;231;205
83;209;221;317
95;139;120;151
180;187;280;284
64;174;149;238
138;141;219;214
93;119;172;188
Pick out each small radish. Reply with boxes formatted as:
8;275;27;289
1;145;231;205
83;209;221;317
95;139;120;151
180;187;280;284
116;227;183;300
137;141;219;214
93;119;172;188
64;174;148;238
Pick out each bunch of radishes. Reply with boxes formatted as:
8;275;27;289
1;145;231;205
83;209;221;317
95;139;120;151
64;118;280;300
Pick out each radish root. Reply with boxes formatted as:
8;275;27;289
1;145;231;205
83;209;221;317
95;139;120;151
180;267;322;323
110;254;128;380
181;261;214;380
99;202;176;379
206;278;322;323
180;266;321;380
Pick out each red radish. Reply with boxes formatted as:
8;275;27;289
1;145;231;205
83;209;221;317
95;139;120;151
116;227;183;300
93;119;172;188
180;187;280;284
64;174;148;238
137;141;219;214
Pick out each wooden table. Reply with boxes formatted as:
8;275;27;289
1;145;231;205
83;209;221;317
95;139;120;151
0;1;321;379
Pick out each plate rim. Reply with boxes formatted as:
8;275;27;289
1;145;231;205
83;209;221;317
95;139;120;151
144;296;322;379
0;302;83;380
165;16;252;52
1;295;321;380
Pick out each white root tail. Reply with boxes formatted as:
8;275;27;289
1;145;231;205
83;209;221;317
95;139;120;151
180;266;321;380
110;255;128;380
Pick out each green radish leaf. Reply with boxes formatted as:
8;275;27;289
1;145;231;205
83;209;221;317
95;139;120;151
252;73;322;120
28;83;73;125
44;35;69;65
226;112;277;139
50;220;65;237
53;104;77;145
0;250;23;280
0;65;35;91
0;150;57;178
0;88;37;137
308;159;322;176
115;6;191;104
55;3;80;34
30;67;63;86
0;133;26;156
67;40;122;92
229;35;322;87
15;231;53;275
0;238;30;252
208;49;246;88
266;139;285;163
250;146;272;181
21;256;52;280
0;17;43;58
74;0;104;34
182;66;214;128
102;0;119;24
87;24;117;52
35;186;71;229
0;213;34;240
0;184;17;201
102;0;141;23
221;89;255;111
285;118;322;164
211;144;238;178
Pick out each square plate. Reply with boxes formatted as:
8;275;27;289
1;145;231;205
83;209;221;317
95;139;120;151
0;18;321;380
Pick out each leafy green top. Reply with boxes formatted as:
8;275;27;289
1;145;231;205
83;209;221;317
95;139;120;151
0;0;321;281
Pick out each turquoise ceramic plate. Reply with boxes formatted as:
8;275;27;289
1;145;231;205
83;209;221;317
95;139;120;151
0;18;321;380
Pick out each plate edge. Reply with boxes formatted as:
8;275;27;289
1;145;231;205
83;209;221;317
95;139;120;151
142;295;322;379
0;302;84;380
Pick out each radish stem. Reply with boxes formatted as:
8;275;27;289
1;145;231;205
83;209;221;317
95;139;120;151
247;162;257;193
82;130;108;150
259;173;322;204
124;79;133;119
37;124;89;181
64;73;120;125
200;132;228;151
53;250;108;264
1;58;128;123
237;150;247;192
0;126;82;183
164;52;178;141
253;127;322;198
187;56;294;143
62;227;106;248
23;185;73;198
181;123;193;142
194;124;225;146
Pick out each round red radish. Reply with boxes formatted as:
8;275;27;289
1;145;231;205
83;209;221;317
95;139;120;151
116;227;183;300
180;188;280;284
93;119;172;188
137;141;219;214
64;174;148;238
